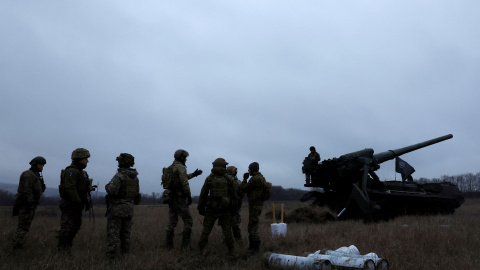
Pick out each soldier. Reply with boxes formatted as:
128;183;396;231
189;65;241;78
241;162;267;255
105;153;141;259
197;158;237;255
12;156;47;249
57;148;92;252
219;165;244;245
165;149;202;250
303;146;321;183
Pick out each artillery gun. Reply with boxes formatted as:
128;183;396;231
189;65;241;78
301;134;464;220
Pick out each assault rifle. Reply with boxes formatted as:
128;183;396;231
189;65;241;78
83;171;97;223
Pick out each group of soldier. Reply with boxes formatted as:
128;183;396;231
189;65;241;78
12;147;269;258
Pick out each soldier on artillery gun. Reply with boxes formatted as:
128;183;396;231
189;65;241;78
303;146;321;184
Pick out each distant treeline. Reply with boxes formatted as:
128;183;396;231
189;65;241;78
416;172;480;193
0;185;307;206
2;173;480;206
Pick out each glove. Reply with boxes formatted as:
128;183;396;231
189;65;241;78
84;200;90;212
186;195;192;205
192;169;203;177
198;206;206;216
243;172;250;181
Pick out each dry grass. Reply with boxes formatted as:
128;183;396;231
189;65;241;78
1;200;480;269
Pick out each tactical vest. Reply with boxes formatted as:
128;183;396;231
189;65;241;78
120;172;139;199
208;174;230;210
15;169;43;204
59;166;88;200
169;165;184;193
17;170;40;194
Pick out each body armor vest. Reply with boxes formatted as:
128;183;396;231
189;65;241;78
208;174;230;210
59;166;88;199
121;172;139;199
210;175;229;197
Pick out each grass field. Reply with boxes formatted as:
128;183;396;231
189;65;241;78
1;199;479;269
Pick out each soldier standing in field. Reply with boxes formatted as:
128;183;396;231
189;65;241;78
165;149;202;250
241;162;267;255
105;153;141;259
12;156;47;249
222;165;244;245
57;148;92;252
197;158;237;255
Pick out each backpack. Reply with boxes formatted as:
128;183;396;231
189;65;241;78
161;166;174;204
263;179;272;201
161;166;174;189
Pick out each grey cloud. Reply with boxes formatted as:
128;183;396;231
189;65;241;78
1;1;479;196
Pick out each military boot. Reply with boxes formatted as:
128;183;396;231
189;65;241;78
165;229;174;250
106;251;116;260
228;246;238;258
12;235;24;249
121;248;130;256
247;235;253;252
198;242;206;253
121;239;130;255
232;227;243;246
250;240;261;255
181;228;191;249
57;236;71;253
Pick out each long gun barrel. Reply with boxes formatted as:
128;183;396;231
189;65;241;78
373;134;453;164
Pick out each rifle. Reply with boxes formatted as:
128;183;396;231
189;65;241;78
83;172;97;223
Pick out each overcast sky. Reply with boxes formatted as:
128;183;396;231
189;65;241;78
1;1;479;196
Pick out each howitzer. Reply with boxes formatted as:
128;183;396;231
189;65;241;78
301;134;463;220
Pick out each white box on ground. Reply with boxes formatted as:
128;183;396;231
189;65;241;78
271;223;287;238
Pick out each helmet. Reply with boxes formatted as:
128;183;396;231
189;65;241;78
71;148;91;160
226;166;237;176
29;156;47;166
174;149;189;160
116;153;135;167
310;146;316;151
248;162;259;173
212;158;228;168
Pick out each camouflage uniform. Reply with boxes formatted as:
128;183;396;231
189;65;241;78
166;160;195;247
308;151;321;162
197;159;237;254
241;162;267;254
13;160;46;248
105;162;141;258
220;166;244;243
57;148;91;252
305;147;320;183
231;178;244;240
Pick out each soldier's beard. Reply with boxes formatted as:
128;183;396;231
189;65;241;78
76;162;87;170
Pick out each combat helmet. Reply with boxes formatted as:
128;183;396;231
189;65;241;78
226;166;237;176
71;148;91;160
29;156;47;166
212;158;228;168
116;153;135;167
174;149;189;161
